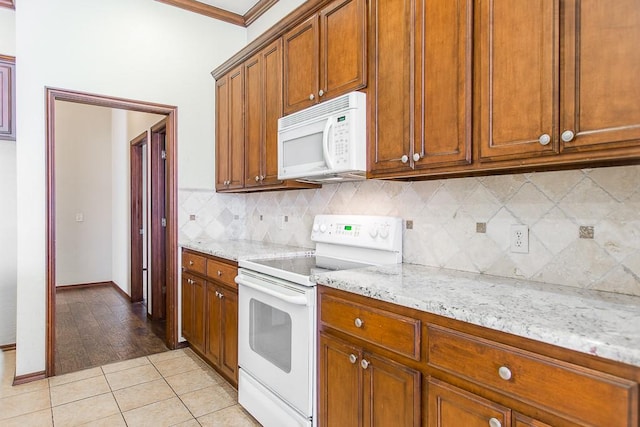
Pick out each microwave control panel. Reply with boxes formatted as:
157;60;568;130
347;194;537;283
330;112;352;165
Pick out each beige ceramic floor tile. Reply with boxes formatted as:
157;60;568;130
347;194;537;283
0;377;49;399
172;419;201;427
152;354;201;377
52;393;120;426
147;349;188;364
101;356;150;374
0;387;51;420
113;378;176;412
105;364;161;391
49;366;103;387
79;412;127;426
50;374;111;407
197;404;261;427
164;366;220;395
179;383;237;417
122;396;193;427
0;408;53;427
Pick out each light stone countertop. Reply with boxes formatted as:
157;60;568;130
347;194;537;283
311;263;640;368
181;238;313;262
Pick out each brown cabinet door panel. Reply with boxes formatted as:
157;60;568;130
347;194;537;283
428;378;511;427
368;0;413;175
561;0;640;152
191;277;206;351
319;333;361;427
478;0;559;161
244;53;263;188
228;66;245;189
362;352;421;427
205;283;222;366
261;39;284;186
284;16;319;114
215;75;231;190
220;288;238;383
181;274;194;341
320;0;367;100
415;0;473;168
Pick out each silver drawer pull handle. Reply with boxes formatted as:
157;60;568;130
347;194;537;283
349;354;357;364
354;318;363;328
360;359;369;369
489;417;502;427
498;366;512;381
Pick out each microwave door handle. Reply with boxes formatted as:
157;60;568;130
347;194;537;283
235;275;309;306
322;117;335;170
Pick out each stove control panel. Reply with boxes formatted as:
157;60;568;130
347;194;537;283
311;214;403;253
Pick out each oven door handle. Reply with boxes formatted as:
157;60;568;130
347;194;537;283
235;275;309;306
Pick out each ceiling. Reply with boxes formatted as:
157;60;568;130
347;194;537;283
155;0;278;27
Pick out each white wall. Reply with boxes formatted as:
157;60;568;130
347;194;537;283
55;102;113;286
0;6;16;347
15;0;246;375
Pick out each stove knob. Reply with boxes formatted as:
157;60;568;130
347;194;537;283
320;223;327;233
379;225;389;239
312;223;319;232
369;225;378;238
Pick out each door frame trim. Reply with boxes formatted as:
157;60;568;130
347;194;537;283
45;87;179;376
130;130;148;304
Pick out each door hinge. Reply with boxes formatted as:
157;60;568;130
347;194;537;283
161;150;167;160
161;218;167;227
139;228;144;235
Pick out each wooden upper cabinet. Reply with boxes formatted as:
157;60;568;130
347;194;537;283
560;0;640;153
245;39;284;188
370;0;472;177
215;66;244;191
477;0;559;162
283;0;366;114
0;57;15;141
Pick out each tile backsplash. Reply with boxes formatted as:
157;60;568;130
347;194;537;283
179;165;640;296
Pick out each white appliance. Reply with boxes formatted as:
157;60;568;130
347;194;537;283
277;91;367;183
235;214;403;427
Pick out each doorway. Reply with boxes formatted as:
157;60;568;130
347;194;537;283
45;88;179;376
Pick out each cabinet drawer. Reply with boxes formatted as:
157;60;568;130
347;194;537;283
183;251;206;275
206;258;238;289
427;325;638;427
320;293;420;360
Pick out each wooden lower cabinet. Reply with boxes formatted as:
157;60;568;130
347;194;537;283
182;250;238;387
319;332;421;427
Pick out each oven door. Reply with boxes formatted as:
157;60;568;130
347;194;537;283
236;269;316;418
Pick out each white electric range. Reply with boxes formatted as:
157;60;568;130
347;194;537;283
235;214;403;427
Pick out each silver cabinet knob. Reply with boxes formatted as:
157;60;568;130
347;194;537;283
217;270;222;277
318;89;324;97
401;155;409;164
189;260;194;266
498;366;512;381
255;176;260;181
489;418;502;427
561;130;575;142
360;359;369;369
309;94;315;100
538;133;551;146
412;153;420;162
349;354;357;364
354;318;364;328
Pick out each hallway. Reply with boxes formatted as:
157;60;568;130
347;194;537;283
55;285;168;375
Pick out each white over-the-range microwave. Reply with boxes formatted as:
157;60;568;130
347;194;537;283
277;91;367;184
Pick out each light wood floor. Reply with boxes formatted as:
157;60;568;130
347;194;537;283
55;285;169;375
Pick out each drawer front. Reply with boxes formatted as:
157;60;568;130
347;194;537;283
427;325;638;427
183;251;206;275
320;293;420;360
206;258;238;289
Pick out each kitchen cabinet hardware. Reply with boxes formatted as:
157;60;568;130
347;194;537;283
360;358;369;369
412;153;420;162
217;270;222;276
354;317;364;328
309;93;315;100
538;134;551;146
561;130;575;142
318;89;324;97
488;417;502;427
498;366;512;381
401;155;409;164
189;260;194;266
349;354;358;364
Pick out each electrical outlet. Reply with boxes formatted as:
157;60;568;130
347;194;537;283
510;225;529;253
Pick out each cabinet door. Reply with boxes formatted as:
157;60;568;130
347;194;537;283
368;0;413;176
284;15;319;114
191;276;206;351
560;0;640;152
477;0;559;161
318;332;361;427
219;287;238;384
428;378;511;427
244;52;263;189
362;352;421;427
0;58;15;141
414;0;472;169
215;73;231;190
319;0;366;101
205;283;222;366
181;273;194;341
228;66;245;189
261;39;284;186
